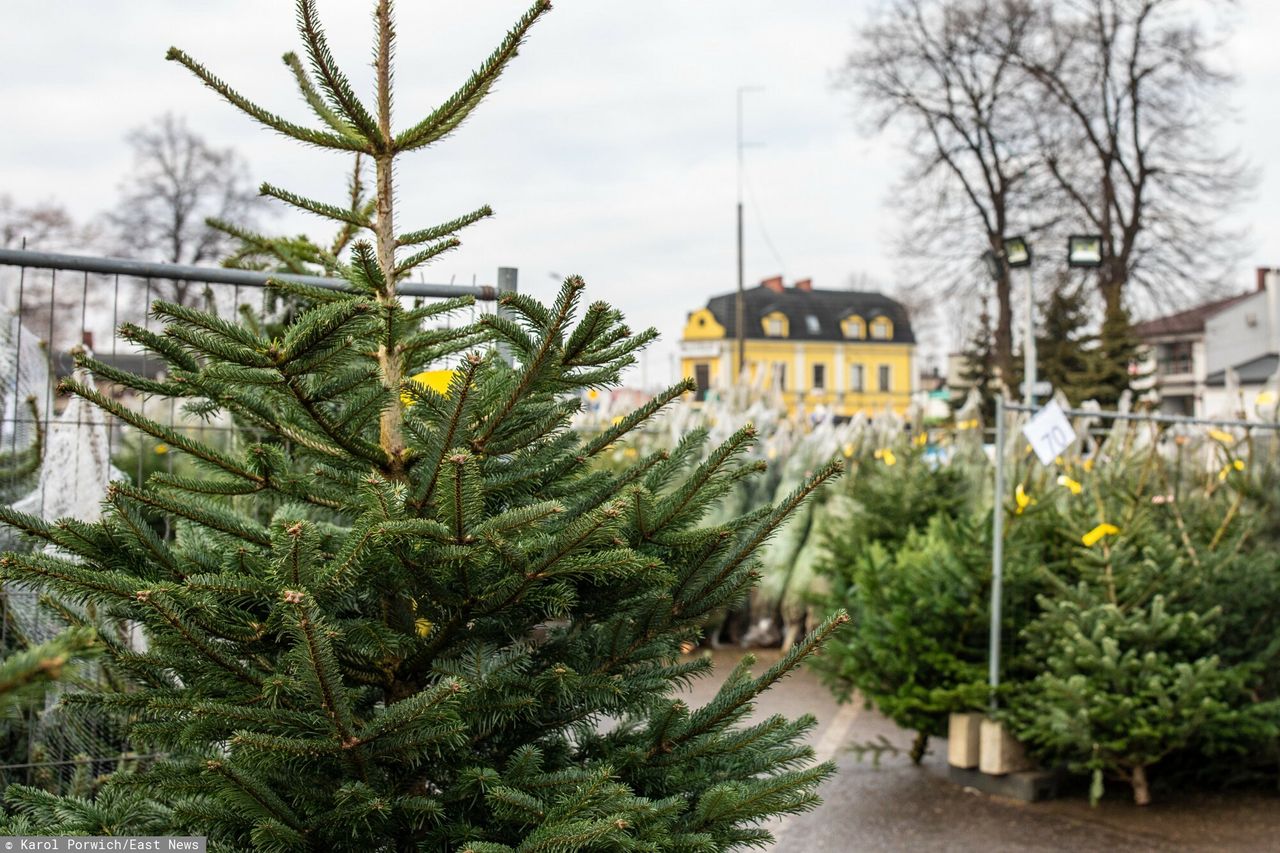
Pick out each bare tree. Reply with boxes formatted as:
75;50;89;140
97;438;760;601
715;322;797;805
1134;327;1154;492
0;196;104;352
1013;0;1250;318
0;195;93;251
108;113;265;305
842;0;1046;393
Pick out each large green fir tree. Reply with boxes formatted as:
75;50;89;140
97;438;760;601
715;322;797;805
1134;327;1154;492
0;2;845;848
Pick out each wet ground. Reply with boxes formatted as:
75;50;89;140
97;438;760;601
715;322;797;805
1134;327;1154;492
679;648;1280;852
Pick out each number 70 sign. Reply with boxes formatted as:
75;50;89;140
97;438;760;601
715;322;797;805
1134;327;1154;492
1022;400;1076;465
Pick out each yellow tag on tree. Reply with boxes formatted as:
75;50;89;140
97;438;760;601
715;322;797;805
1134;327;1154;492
1082;523;1119;547
1014;483;1034;514
1208;429;1236;446
402;369;455;405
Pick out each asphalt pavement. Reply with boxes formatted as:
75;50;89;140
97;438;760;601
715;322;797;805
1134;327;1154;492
678;648;1280;852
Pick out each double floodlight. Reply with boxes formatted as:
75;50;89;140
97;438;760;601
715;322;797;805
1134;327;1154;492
983;234;1103;278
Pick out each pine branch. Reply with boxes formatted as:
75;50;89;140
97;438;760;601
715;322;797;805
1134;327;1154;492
119;322;200;372
58;377;264;485
109;483;272;548
295;0;382;144
396;205;493;247
394;238;460;279
660;612;847;756
280;592;358;746
282;50;357;137
683;458;845;608
75;352;190;397
278;298;375;362
408;354;483;509
166;48;365;151
260;182;374;230
473;278;583;452
394;0;552;151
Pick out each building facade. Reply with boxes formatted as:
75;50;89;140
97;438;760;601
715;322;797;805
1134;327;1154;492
1134;267;1279;417
679;276;915;418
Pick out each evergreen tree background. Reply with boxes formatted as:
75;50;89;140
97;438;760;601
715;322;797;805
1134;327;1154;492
0;1;846;848
1035;282;1093;407
954;302;1004;423
1076;306;1148;408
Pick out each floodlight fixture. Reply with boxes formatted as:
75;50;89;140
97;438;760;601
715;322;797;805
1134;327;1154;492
1067;234;1104;268
1003;236;1031;268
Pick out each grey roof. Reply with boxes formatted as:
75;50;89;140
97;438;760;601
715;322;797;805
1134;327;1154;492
1132;291;1254;339
701;285;914;344
1205;353;1279;387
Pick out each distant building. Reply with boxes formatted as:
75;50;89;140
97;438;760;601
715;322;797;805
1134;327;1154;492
678;276;916;418
1134;267;1279;417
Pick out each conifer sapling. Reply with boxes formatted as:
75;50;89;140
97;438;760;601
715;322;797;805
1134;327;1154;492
0;2;846;848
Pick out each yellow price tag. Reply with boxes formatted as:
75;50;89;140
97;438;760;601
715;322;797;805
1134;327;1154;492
874;448;897;466
1014;483;1034;514
402;369;455;405
1082;523;1119;547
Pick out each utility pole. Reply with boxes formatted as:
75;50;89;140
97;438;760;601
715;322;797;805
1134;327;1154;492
736;86;762;379
1024;263;1036;408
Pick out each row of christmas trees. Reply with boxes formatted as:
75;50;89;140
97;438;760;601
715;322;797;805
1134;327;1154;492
581;380;1280;806
811;411;1280;806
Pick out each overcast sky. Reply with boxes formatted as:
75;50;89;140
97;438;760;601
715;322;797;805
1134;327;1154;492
3;1;1278;383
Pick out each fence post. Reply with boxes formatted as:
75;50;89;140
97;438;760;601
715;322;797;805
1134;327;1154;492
989;394;1006;710
496;267;517;366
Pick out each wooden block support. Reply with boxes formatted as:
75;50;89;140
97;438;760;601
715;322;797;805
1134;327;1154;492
979;717;1032;776
947;713;982;769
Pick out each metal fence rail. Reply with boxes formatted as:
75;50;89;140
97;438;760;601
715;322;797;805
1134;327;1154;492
0;248;516;790
0;247;513;300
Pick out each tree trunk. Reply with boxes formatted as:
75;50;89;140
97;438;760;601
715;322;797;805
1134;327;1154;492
910;731;929;765
1130;764;1151;806
994;269;1016;400
1101;257;1126;325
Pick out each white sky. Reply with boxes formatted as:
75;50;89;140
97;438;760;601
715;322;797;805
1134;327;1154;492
3;1;1278;384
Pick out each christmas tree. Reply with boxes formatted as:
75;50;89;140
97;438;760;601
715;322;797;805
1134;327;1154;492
1035;283;1093;406
811;440;983;763
1003;435;1280;805
954;302;1014;421
1071;303;1147;408
0;1;846;848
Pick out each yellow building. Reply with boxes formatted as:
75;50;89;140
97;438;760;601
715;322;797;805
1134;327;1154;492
680;276;916;418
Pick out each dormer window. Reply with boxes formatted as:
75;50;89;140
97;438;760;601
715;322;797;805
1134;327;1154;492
841;315;866;340
805;315;821;335
761;310;788;337
870;316;893;340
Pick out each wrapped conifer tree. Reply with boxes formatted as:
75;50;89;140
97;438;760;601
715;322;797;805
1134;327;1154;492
0;2;845;849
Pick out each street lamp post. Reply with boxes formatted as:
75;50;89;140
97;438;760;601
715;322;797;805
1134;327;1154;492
1003;237;1034;407
983;236;1036;407
736;85;763;379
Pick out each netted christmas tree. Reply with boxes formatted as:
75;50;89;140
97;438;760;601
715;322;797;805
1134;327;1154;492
0;2;846;848
810;439;989;763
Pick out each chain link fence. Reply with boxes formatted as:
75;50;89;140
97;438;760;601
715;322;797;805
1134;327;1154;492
0;247;510;790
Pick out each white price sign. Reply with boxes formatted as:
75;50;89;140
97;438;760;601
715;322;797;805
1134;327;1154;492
1021;399;1076;466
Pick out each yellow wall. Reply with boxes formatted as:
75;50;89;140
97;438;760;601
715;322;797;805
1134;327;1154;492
682;308;725;341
